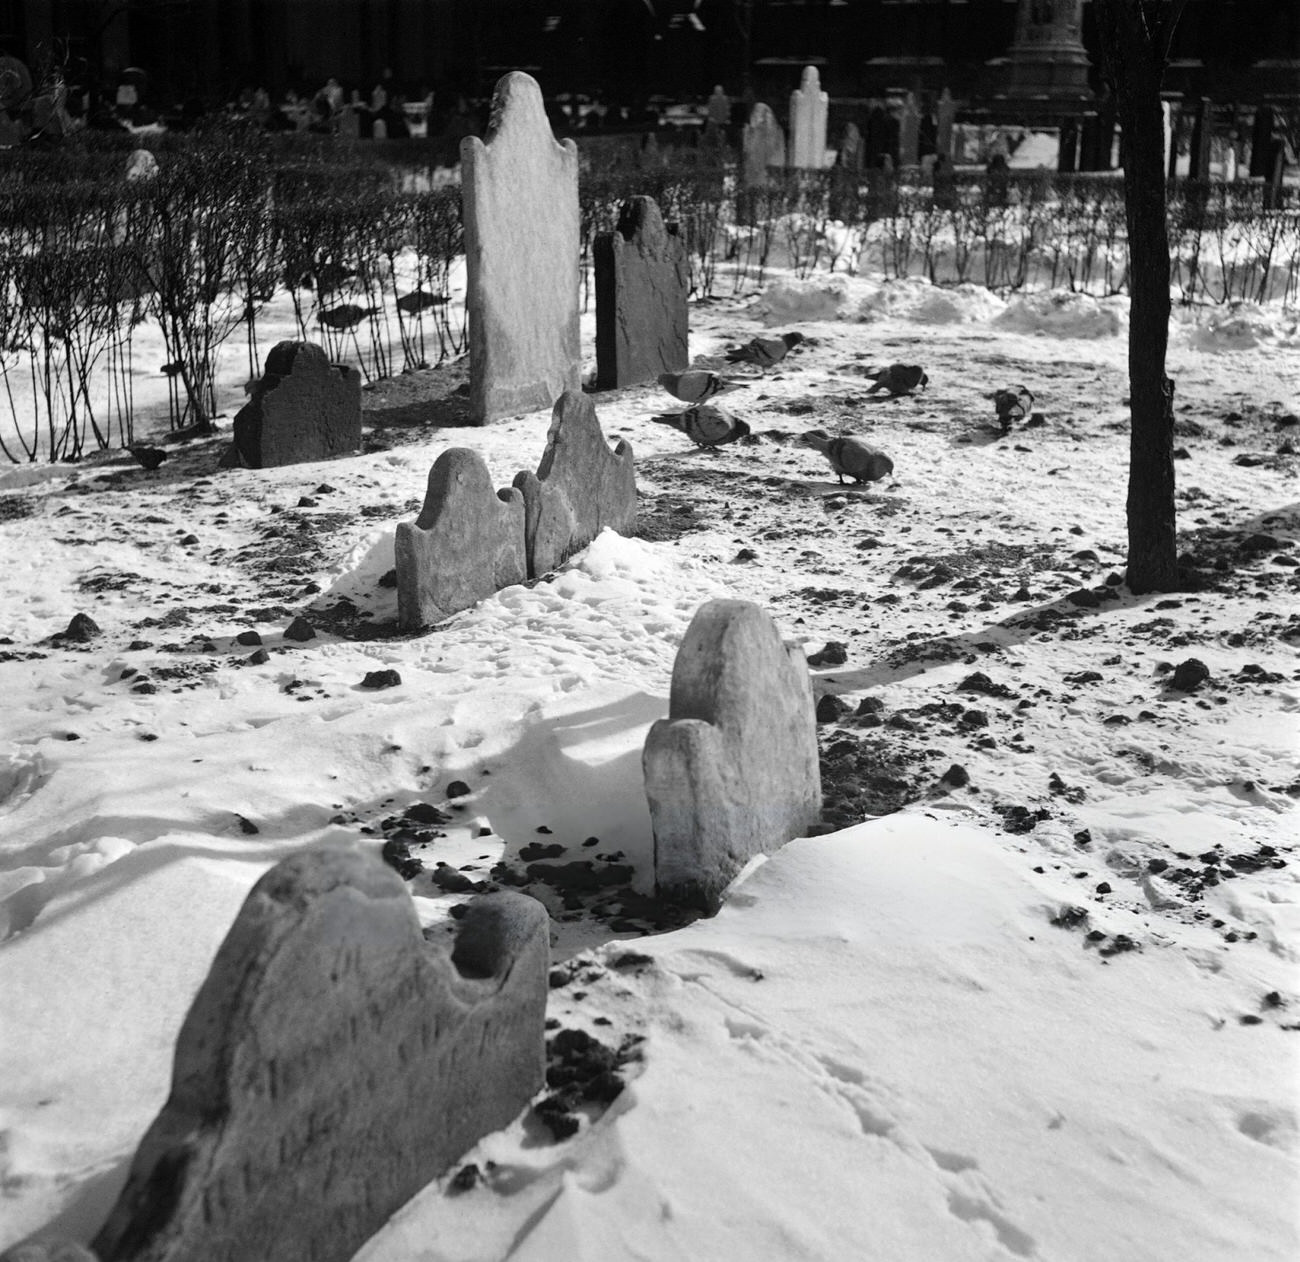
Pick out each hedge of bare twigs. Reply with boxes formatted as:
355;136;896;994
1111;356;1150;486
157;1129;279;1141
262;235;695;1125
1;126;1296;463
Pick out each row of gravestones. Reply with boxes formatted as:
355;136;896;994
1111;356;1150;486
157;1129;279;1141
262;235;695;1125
6;599;819;1262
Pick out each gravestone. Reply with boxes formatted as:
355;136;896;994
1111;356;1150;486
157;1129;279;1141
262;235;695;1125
741;102;785;187
395;449;526;631
513;390;636;579
706;85;730;128
124;149;158;181
643;600;821;911
461;72;580;423
899;92;921;167
788;65;829;170
839;121;864;171
593;196;688;390
90;847;549;1262
230;342;361;469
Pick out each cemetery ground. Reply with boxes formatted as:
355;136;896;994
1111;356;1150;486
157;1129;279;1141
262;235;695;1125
0;272;1297;1260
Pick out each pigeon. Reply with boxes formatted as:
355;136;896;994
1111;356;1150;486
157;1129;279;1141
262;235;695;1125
651;402;751;449
724;331;804;369
396;289;448;315
866;363;928;396
657;370;744;405
798;429;894;484
127;444;168;471
993;385;1035;433
318;303;378;331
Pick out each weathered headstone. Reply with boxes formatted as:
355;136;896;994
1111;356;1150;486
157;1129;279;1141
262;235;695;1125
513;390;636;578
788;65;829;170
838;121;864;171
124;148;158;182
229;342;361;469
706;85;730;128
395;448;526;631
90;847;549;1262
936;88;955;160
461;72;580;423
741;102;785;187
899;91;921;168
643;600;822;911
593;197;688;390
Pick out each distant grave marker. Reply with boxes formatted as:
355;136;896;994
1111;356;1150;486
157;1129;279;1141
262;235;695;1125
741;102;785;187
229;341;361;469
789;66;829;169
643;600;822;910
514;390;636;578
899;91;921;168
395;449;526;631
594;197;688;390
90;847;549;1262
839;121;864;171
461;72;580;423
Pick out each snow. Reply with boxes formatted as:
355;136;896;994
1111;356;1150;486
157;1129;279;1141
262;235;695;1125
0;260;1297;1261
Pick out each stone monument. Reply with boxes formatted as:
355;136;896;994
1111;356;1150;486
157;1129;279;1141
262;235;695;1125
741;102;785;187
461;72;580;423
788;65;829;170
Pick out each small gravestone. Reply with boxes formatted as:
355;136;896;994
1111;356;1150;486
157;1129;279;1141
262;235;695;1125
788;65;829;170
594;197;688;390
395;448;526;631
741;102;785;187
513;391;636;578
839;121;864;171
230;342;361;469
936;87;956;160
461;72;580;423
899;91;921;167
706;85;730;128
643;600;821;911
90;847;549;1262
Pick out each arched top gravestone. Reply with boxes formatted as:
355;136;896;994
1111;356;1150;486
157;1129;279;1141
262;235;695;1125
395;448;526;631
514;390;636;578
741;102;785;188
789;65;829;170
643;600;821;911
461;72;580;424
90;847;549;1262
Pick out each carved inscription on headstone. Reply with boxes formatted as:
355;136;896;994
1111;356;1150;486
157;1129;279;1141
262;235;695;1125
91;848;549;1262
643;600;822;911
230;341;362;469
594;197;688;390
395;448;526;631
514;390;636;578
461;72;580;423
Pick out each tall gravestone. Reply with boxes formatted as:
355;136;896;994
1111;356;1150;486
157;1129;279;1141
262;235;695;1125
643;600;821;911
461;72;580;423
899;92;921;168
90;847;549;1262
788;65;829;170
741;102;785;187
594;197;688;390
839;121;864;171
514;391;636;578
935;88;956;160
395;449;526;631
229;342;362;469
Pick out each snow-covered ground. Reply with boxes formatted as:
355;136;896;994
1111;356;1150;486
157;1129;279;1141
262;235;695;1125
0;269;1296;1261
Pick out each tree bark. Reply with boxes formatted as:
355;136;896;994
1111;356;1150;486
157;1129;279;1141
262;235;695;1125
1096;0;1188;594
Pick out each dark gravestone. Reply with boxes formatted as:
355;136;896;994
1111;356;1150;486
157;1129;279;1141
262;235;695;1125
395;448;526;631
231;342;361;469
90;847;549;1262
643;600;822;912
513;390;636;578
594;197;688;390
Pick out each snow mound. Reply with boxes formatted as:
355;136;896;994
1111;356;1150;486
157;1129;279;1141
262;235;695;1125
994;291;1126;339
1181;303;1300;353
755;275;854;326
857;278;1007;325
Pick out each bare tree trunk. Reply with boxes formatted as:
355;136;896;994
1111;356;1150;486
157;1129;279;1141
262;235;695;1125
1097;0;1188;594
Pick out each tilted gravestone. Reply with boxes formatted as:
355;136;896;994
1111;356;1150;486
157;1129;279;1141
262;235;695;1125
395;448;526;631
788;65;829;170
643;600;822;911
90;847;549;1262
741;102;785;187
594;197;688;390
513;390;636;579
230;341;361;469
461;72;580;423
